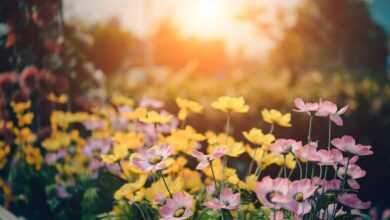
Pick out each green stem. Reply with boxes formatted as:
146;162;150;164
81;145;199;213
209;160;219;193
160;173;172;198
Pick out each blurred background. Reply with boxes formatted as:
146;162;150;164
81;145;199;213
1;0;390;211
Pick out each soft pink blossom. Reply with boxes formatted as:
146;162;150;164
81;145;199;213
159;192;193;220
192;146;227;170
317;149;343;166
204;188;240;210
285;179;317;215
131;145;173;172
315;100;348;126
337;193;371;209
294;142;320;162
331;136;373;156
269;139;302;155
337;164;366;179
293;98;319;115
255;177;291;209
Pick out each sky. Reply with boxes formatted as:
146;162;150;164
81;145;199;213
63;0;302;57
63;0;389;57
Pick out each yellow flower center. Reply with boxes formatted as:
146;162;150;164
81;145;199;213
294;192;304;202
148;155;163;165
174;207;185;217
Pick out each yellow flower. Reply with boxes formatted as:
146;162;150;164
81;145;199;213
113;132;144;150
211;96;249;113
179;168;202;193
15;128;36;145
112;95;134;107
114;185;145;202
239;175;257;191
42;131;71;151
202;159;238;184
285;153;296;170
11;101;31;113
139;110;172;124
261;109;291;127
47;93;68;104
207;132;245;157
246;145;266;164
121;107;147;121
176;97;203;121
23;145;42;170
0;142;10;169
163;126;205;154
164;156;187;174
242;128;275;146
101;154;120;164
144;175;184;201
17;112;34;127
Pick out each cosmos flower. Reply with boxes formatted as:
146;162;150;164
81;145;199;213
261;109;291;127
255;177;291;209
315;100;348;126
242;128;275;146
293;98;319;115
294;142;320;162
269;139;302;155
204;188;240;210
160;192;194;220
211;96;249;113
176;97;203;121
285;179;317;215
331;136;373;156
192;146;227;170
317;149;343;166
337;193;371;209
131;145;173;172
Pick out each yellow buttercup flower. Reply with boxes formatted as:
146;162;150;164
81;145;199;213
101;154;120;164
47;93;68;104
179;168;202;193
11;101;31;113
242;128;275;146
163;126;205;154
261;109;291;127
176;97;203;121
164;156;187;174
15;127;36;145
0;142;10;169
207;132;245;157
238;175;257;191
23;145;42;170
285;153;296;170
42;131;71;151
113;132;144;150
144;175;184;201
202;159;238;183
114;184;145;202
121;107;147;121
211;96;249;113
111;95;134;107
139;110;172;124
17;112;34;127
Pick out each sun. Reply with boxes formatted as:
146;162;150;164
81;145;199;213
175;0;232;38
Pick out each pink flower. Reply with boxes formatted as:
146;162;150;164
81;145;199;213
315;100;348;126
159;192;193;220
255;177;291;209
269;139;302;155
269;210;284;220
285;179;317;215
337;193;371;209
293;98;319;115
331;136;373;156
382;209;390;219
317;149;343;166
338;164;366;180
192;146;227;170
295;142;320;162
131;145;173;172
140;98;164;109
204;188;240;210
